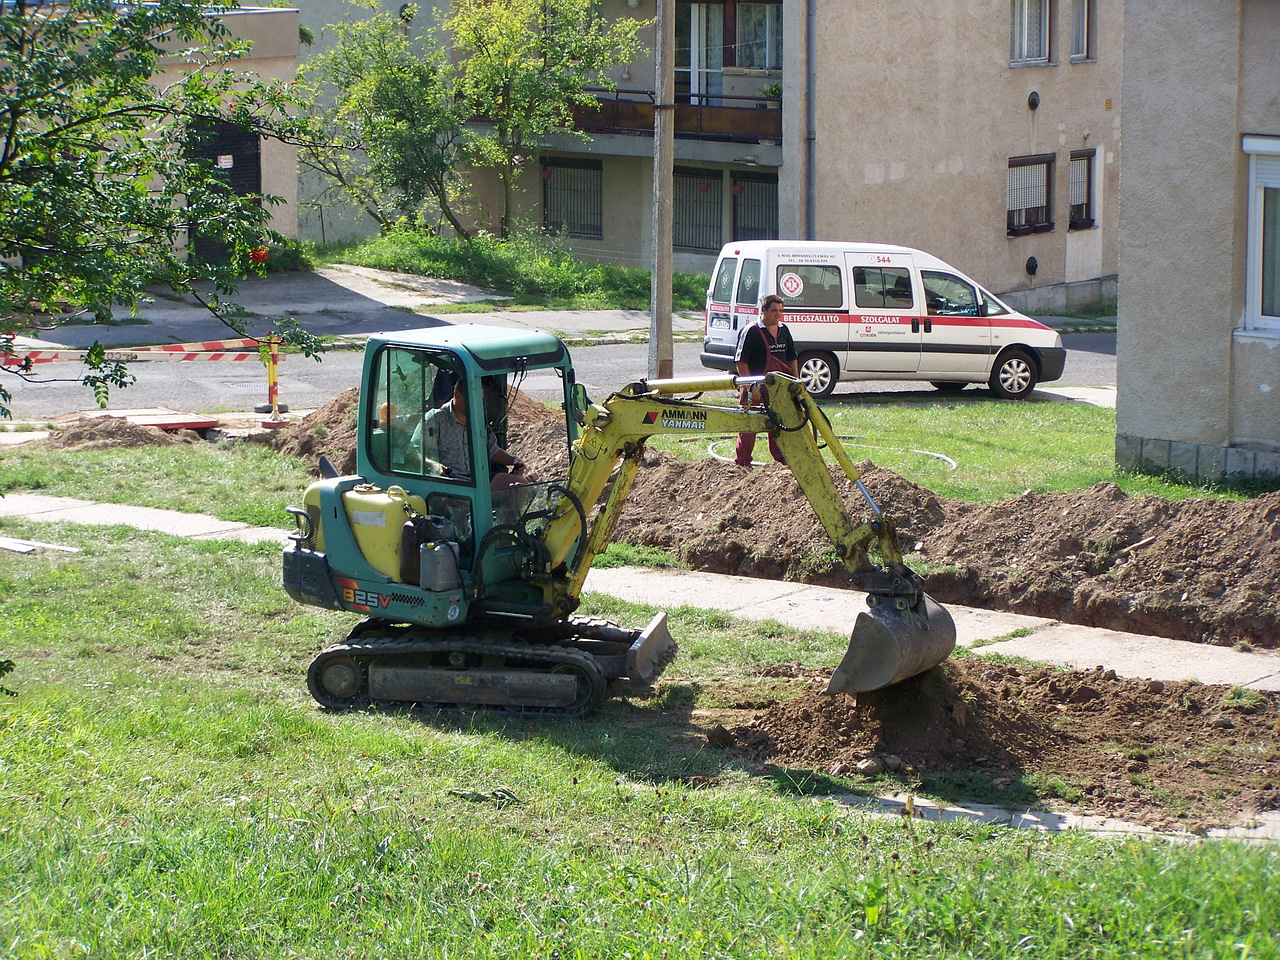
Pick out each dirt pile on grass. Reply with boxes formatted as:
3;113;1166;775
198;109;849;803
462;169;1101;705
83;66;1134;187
267;387;361;476
43;416;201;450
723;659;1280;831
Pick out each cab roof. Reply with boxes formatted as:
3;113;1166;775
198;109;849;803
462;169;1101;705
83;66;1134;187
366;324;569;370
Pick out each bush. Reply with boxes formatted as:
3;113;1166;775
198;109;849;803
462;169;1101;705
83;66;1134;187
323;225;709;311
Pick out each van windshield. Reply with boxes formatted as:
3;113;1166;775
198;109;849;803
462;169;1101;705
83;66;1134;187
775;264;843;308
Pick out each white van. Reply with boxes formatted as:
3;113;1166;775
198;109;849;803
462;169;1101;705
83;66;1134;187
700;240;1066;399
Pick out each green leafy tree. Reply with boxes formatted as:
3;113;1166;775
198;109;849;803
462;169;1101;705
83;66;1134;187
447;0;642;238
296;2;470;238
0;0;320;418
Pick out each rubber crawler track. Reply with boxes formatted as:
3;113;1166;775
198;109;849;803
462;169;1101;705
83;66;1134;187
307;629;607;719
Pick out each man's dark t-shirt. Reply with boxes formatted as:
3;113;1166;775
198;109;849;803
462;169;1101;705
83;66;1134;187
735;321;797;375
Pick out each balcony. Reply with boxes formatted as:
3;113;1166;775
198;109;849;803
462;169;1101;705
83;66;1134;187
571;88;782;144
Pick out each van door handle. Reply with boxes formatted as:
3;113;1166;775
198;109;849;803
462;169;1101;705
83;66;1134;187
911;318;920;333
924;319;933;333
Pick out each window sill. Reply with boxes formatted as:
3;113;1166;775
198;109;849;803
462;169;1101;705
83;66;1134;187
1069;55;1097;64
1068;218;1095;231
723;67;781;78
1235;325;1280;341
1007;222;1055;237
1009;59;1057;68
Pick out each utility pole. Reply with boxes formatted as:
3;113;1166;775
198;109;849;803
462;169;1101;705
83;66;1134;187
648;0;675;379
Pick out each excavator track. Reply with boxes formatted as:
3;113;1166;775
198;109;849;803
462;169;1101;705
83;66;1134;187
307;626;607;719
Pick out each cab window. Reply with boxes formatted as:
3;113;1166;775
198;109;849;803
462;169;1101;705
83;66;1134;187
853;267;914;309
735;259;761;307
775;264;843;308
921;271;980;316
710;257;738;303
367;347;468;481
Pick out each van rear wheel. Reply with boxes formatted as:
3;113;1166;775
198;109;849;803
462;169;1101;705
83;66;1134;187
798;352;838;398
989;349;1038;399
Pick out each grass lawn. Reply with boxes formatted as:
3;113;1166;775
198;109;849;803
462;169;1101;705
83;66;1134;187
314;227;710;313
1;400;1277;957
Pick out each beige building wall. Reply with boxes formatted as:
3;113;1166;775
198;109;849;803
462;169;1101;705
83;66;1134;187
782;0;1121;308
156;7;300;239
1116;0;1280;481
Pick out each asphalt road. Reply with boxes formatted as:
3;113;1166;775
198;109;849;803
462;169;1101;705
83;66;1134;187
3;332;1115;420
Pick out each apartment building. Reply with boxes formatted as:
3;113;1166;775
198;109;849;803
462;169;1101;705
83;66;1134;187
1115;0;1280;481
503;0;1120;310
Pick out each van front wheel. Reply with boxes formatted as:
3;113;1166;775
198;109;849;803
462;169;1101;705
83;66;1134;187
989;349;1038;399
797;352;838;398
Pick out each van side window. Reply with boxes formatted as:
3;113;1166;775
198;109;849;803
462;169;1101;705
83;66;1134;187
736;259;761;306
711;257;738;303
776;264;843;308
853;267;914;309
921;271;979;317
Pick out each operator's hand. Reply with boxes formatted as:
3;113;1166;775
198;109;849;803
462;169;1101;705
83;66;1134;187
511;459;539;482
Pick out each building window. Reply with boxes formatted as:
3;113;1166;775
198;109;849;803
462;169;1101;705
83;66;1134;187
1011;0;1050;64
1068;150;1095;229
1245;136;1280;332
736;2;782;70
1070;0;1094;60
1007;155;1054;236
542;158;603;239
731;171;777;241
674;166;723;252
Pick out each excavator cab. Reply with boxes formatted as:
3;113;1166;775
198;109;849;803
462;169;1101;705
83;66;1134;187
286;327;582;626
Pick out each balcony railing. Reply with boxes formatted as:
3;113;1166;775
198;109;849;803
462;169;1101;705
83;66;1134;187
571;88;782;143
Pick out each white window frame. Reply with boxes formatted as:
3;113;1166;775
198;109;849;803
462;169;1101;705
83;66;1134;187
1244;135;1280;333
1011;0;1051;64
1070;0;1094;61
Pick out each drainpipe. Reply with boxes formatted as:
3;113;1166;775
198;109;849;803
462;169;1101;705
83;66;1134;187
800;0;817;239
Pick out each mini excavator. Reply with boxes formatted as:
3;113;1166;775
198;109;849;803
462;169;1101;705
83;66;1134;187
283;325;956;717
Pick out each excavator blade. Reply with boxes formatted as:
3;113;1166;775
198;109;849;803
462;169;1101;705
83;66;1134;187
825;593;957;695
627;611;676;683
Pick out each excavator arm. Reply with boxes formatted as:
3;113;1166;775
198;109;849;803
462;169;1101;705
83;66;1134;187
538;372;956;693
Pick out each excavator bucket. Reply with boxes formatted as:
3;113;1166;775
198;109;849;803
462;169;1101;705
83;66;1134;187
825;593;957;695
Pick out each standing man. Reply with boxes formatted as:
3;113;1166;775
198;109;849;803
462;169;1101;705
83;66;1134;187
734;293;799;467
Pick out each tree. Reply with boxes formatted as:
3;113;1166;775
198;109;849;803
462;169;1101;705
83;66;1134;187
296;2;471;238
447;0;642;238
0;0;320;418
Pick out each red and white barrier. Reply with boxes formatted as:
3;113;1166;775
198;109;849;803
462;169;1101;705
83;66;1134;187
1;335;291;424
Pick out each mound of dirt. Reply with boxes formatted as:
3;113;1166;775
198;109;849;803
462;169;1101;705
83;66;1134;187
43;416;201;451
267;387;361;476
724;659;1280;831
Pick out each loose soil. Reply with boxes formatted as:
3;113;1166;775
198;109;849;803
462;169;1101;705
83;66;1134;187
720;660;1280;831
43;415;203;451
80;390;1280;829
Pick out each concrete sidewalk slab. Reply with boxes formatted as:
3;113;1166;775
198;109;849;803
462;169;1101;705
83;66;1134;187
832;791;1280;841
981;622;1280;691
584;566;1055;645
582;566;1280;691
0;493;286;544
